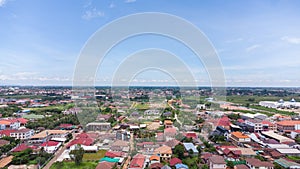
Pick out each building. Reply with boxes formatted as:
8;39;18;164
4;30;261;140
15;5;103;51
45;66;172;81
262;131;294;143
154;145;172;161
245;119;263;132
259;99;300;109
116;130;130;141
0;119;20;130
86;122;111;131
183;142;199;155
129;154;146;169
276;120;300;133
0;129;34;140
164;120;173;128
40;141;62;153
245;158;274;169
29;130;69;144
208;155;226;169
230;132;251;145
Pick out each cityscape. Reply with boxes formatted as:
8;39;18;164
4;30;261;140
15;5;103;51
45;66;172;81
1;1;300;169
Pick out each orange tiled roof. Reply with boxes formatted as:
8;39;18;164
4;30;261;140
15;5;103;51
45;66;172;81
231;132;249;139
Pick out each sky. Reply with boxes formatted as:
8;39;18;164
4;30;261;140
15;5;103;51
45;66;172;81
0;0;300;87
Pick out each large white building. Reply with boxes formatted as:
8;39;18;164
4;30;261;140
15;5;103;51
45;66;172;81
259;99;300;109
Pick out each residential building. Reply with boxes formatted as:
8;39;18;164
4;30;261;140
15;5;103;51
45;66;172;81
164;120;173;128
86;122;111;131
154;145;172;161
208;155;226;169
245;158;274;169
129;154;146;169
276;120;300;133
183;142;199;155
245;119;263;132
230;132;251;145
0;129;34;140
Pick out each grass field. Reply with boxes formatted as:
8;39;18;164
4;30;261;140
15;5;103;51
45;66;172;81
132;102;150;110
82;150;107;162
50;161;98;169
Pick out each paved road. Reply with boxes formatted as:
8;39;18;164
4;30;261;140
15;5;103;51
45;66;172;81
43;133;76;169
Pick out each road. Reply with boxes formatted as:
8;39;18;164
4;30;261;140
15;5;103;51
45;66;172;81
43;133;76;169
122;133;134;169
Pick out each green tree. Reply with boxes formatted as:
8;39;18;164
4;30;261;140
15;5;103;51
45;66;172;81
173;144;185;159
227;161;234;169
70;144;84;165
202;164;209;169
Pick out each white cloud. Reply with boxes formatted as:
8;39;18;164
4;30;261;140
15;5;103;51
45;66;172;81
0;0;6;7
281;36;300;44
82;8;104;20
125;0;136;3
246;44;261;52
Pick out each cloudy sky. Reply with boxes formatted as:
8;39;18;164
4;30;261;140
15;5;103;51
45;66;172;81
0;0;300;87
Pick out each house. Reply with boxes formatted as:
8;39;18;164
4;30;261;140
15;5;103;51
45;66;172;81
291;130;300;139
245;158;274;169
230;132;251;145
149;155;160;164
222;147;256;157
0;156;13;168
169;157;182;167
95;161;115;169
67;133;94;148
40;141;62;153
154;145;172;161
245;119;263;132
111;140;130;152
116;130;130;141
164;139;180;149
183;143;199;155
276;120;300;133
0;128;34;140
164;120;173;128
129;154;146;169
208;155;226;169
144;110;160;116
86;122;111;131
0;119;20;130
164;128;177;141
261;120;276;131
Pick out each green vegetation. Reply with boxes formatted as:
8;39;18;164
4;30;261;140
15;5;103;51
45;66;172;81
26;114;79;129
11;148;52;166
70;144;85;165
82;150;107;162
0;137;20;156
50;161;98;169
250;105;296;116
0;105;21;117
132;102;150;110
287;156;300;161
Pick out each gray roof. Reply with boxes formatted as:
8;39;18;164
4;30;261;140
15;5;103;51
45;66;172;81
183;142;199;153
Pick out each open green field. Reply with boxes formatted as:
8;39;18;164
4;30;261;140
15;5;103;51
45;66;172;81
50;161;98;169
132;102;150;110
82;150;107;162
226;95;300;105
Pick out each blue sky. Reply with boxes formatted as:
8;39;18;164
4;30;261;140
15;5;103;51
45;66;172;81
0;0;300;87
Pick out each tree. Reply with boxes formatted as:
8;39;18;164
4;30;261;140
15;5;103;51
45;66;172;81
227;161;234;169
202;164;209;169
70;144;84;165
173;144;185;159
